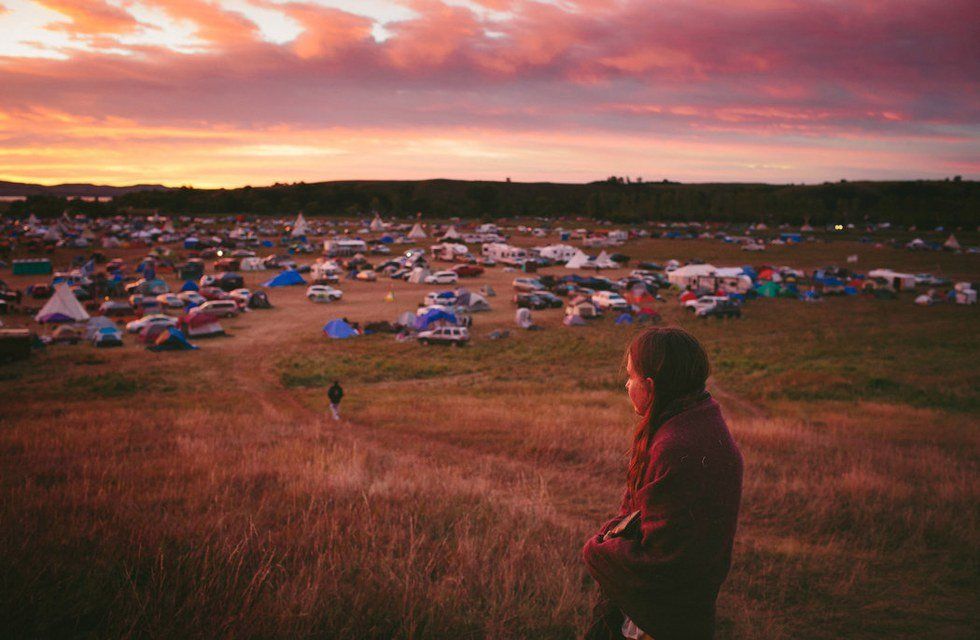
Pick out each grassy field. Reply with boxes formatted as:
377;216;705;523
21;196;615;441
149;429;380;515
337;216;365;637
1;231;978;639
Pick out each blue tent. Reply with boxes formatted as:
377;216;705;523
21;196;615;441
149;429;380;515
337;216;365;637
379;235;395;244
263;269;307;287
415;309;457;330
261;240;274;247
149;327;198;351
615;313;634;325
180;280;199;292
323;319;358;339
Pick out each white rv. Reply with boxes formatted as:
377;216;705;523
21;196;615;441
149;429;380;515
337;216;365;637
323;239;368;257
482;243;529;266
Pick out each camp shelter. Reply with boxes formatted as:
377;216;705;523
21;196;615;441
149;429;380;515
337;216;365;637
85;316;117;339
35;283;90;323
594;250;617;269
563;314;586;327
407;223;427;240
263;269;306;287
564;250;593;269
179;310;225;337
149;327;197;351
180;280;200;292
138;323;170;344
868;269;917;291
516;307;533;329
407;266;431;283
615;313;634;325
291;213;309;238
414;309;458;330
240;257;265;271
92;327;123;348
944;234;961;251
457;291;491;311
755;281;781;297
323;319;358;339
248;291;272;309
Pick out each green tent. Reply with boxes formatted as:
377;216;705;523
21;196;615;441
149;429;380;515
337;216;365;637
755;281;780;297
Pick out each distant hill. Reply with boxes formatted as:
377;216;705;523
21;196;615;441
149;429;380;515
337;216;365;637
0;180;170;198
1;178;976;227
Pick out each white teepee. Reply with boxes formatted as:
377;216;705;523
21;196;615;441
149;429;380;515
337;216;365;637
291;213;309;237
35;283;90;323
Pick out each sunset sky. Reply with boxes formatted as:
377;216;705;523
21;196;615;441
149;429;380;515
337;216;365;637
0;0;977;188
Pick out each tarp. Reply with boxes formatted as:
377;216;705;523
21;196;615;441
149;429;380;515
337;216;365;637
263;269;307;287
323;319;358;339
35;283;90;323
414;309;457;330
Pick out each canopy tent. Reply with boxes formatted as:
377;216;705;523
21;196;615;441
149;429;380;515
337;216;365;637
35;283;90;323
262;269;307;287
323;319;358;339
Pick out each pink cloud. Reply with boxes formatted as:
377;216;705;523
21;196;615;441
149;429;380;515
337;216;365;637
0;0;976;184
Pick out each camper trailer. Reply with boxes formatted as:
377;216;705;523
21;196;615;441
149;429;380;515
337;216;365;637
482;243;529;266
323;239;368;257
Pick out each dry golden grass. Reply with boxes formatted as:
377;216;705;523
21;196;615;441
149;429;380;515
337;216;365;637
1;234;978;639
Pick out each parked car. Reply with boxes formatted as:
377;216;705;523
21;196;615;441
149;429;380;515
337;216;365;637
591;291;630;311
530;290;564;308
228;288;252;307
684;295;729;312
697;300;742;319
176;291;206;306
199;286;230;301
306;285;343;302
514;293;549;309
425;291;459;306
512;277;544;292
156;293;184;309
197;300;240;317
417;326;470;346
424;270;460;285
125;314;178;333
452;264;485;278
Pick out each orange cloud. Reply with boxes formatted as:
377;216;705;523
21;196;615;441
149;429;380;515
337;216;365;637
36;0;142;36
149;0;260;47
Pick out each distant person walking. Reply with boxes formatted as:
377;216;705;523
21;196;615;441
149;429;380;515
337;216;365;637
582;327;744;640
327;381;344;421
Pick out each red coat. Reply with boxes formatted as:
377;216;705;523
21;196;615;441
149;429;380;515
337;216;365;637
582;397;743;640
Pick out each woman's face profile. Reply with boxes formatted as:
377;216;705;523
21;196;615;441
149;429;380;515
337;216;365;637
626;353;654;416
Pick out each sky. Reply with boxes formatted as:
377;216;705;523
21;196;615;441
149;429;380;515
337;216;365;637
0;0;977;188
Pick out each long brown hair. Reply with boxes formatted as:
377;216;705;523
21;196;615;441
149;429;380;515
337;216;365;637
625;327;710;495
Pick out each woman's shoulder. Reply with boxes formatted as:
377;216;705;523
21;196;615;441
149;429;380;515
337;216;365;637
647;399;733;468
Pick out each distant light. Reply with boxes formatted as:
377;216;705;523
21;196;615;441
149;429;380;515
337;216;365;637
834;224;844;231
217;250;224;257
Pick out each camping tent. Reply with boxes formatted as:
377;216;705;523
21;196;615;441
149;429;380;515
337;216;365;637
415;308;458;330
84;316;117;339
563;314;586;327
148;327;197;351
179;310;225;337
457;291;490;311
263;269;306;287
515;307;533;329
291;213;309;238
564;250;592;269
594;250;617;269
35;283;90;323
92;327;124;348
370;214;385;232
944;234;961;251
407;223;426;240
240;257;265;271
406;267;431;283
755;281;781;297
180;280;200;292
323;319;358;338
440;225;461;241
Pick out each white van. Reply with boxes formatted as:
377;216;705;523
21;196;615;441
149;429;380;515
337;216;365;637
197;300;240;317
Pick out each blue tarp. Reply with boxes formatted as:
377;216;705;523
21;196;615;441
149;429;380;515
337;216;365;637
414;309;457;330
262;269;307;287
180;280;199;292
323;319;358;339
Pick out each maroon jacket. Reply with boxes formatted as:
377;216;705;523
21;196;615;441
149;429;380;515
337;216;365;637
582;396;743;640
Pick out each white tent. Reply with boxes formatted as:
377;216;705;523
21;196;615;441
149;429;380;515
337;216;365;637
240;257;265;271
35;283;90;323
407;266;431;283
565;250;592;269
515;307;533;329
291;213;309;237
944;234;961;251
868;269;916;290
594;250;617;269
441;225;461;241
370;214;386;232
408;223;427;240
667;264;717;288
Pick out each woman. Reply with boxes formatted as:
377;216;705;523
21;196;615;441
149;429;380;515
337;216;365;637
582;327;744;640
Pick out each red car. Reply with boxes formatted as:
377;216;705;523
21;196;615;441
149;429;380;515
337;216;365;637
451;264;485;278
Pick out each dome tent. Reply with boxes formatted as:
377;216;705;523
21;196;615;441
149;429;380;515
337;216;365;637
323;319;358;339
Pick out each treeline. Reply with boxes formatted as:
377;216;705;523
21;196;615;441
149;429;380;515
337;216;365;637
4;178;977;227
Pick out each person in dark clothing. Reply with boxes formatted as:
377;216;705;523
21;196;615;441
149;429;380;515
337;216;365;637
327;381;344;421
582;327;744;640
